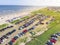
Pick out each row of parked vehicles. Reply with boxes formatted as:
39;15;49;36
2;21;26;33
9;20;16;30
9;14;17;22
46;32;60;45
6;15;49;45
5;15;49;45
15;14;43;25
18;15;48;30
8;27;35;45
0;29;16;44
18;18;35;30
8;20;40;45
0;25;13;32
5;16;39;45
8;15;53;45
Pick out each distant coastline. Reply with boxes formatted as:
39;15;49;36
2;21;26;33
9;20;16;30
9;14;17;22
0;5;43;16
0;5;44;25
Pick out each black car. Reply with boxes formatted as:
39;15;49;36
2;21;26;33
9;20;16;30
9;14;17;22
11;29;16;34
7;26;11;28
6;32;11;35
3;35;9;39
6;29;16;36
1;28;5;31
0;30;3;32
1;37;4;40
0;38;3;44
46;41;53;45
13;36;18;40
51;34;58;38
9;26;13;28
28;27;35;31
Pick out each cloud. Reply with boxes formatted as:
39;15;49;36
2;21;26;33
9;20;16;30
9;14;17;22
0;0;60;6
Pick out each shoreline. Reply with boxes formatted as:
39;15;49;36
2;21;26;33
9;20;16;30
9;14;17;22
0;7;45;25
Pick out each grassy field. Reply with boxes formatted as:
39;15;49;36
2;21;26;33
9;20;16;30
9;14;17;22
0;24;8;29
14;37;27;45
26;8;60;45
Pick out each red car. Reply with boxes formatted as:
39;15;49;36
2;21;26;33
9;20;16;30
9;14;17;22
11;38;16;42
23;29;28;33
50;39;57;43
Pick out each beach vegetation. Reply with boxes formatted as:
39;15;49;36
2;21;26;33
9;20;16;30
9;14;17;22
26;8;60;45
0;24;8;29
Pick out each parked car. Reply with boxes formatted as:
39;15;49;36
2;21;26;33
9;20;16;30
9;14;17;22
20;32;24;35
51;37;57;40
0;29;16;44
10;29;16;34
22;29;28;34
51;34;58;38
13;36;18;40
18;33;21;37
18;26;24;30
9;26;13;28
50;38;57;43
0;25;13;32
29;20;33;24
28;27;34;31
56;32;60;36
29;31;35;35
23;23;29;27
3;35;9;39
6;32;11;36
46;40;54;45
1;28;5;31
8;41;13;45
11;38;16;42
0;38;3;44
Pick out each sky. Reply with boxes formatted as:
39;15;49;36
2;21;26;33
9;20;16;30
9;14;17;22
0;0;60;6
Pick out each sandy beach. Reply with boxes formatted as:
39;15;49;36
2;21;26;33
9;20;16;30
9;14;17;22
0;7;44;25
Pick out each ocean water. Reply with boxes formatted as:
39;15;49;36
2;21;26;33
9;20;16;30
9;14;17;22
0;5;41;15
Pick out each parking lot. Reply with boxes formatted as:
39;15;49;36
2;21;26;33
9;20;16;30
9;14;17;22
0;14;53;45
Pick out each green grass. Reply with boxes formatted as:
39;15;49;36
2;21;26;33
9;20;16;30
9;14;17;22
14;37;27;45
0;24;8;29
11;19;20;24
26;23;60;45
21;16;30;20
14;41;19;45
26;8;60;45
